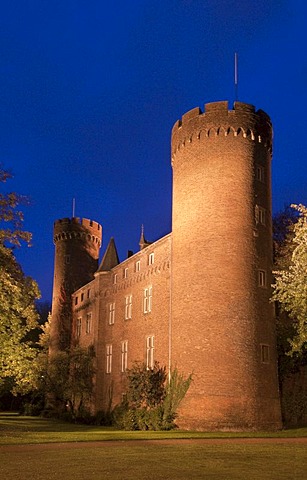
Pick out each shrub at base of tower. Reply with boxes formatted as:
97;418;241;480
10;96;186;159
113;362;192;430
39;347;96;421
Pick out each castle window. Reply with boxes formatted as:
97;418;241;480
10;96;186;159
143;286;152;314
75;297;78;306
87;289;91;299
76;317;82;337
106;344;112;373
255;205;266;226
148;253;154;265
261;344;270;364
108;302;115;325
81;293;84;302
121;340;128;372
146;336;154;369
135;260;141;272
258;270;267;288
259;207;266;225
125;295;132;320
256;165;265;182
113;274;117;285
86;312;92;334
124;268;128;279
65;254;70;264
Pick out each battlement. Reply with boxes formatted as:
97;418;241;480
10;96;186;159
172;100;272;158
53;217;102;245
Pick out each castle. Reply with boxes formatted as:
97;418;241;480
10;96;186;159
50;100;282;430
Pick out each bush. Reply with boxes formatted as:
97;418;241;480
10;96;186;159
112;363;192;430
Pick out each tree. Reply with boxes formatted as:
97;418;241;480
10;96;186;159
37;346;96;420
272;204;307;356
273;204;298;270
0;165;41;395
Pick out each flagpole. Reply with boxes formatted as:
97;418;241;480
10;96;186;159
234;52;238;102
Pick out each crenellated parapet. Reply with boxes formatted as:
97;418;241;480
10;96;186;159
53;217;102;246
171;101;273;160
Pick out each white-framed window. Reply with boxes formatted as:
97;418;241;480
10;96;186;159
148;252;154;265
125;295;132;320
259;207;266;225
256;165;265;183
260;344;270;364
113;274;117;285
121;340;128;372
143;286;152;313
135;260;141;272
108;302;115;325
146;336;154;369
87;289;91;299
76;317;82;337
258;270;267;287
106;344;112;373
124;267;128;279
255;205;266;226
86;312;92;334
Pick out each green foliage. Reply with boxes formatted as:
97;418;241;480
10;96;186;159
38;347;96;420
0;166;41;395
0;165;31;246
272;204;307;356
127;361;166;409
114;362;192;431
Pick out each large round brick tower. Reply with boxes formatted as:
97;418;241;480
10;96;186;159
50;217;102;354
171;101;282;430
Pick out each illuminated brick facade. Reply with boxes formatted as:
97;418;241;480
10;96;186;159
51;100;282;430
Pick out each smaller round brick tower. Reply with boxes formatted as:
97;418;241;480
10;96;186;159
50;217;102;354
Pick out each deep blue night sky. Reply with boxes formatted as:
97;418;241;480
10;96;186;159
1;1;307;302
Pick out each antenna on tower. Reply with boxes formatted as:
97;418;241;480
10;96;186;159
234;52;238;102
72;198;76;218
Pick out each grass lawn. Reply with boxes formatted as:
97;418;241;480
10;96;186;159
0;413;306;479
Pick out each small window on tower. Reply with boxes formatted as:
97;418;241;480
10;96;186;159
65;255;71;264
124;268;128;279
261;344;270;364
255;206;266;226
135;260;141;272
258;270;267;288
148;253;154;265
256;165;265;183
113;274;117;285
81;293;84;302
75;297;78;306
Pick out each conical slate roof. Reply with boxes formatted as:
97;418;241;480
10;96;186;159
139;225;152;250
97;237;119;272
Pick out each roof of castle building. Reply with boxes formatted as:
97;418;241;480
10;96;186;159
139;225;152;250
97;237;119;272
